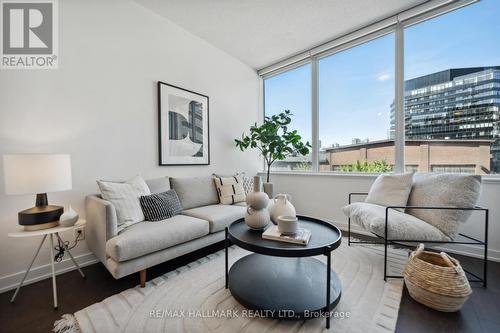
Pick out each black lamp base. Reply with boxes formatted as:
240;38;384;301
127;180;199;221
18;193;64;231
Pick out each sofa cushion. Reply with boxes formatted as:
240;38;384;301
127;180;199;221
343;202;450;241
145;177;170;194
106;215;209;262
170;176;219;209
182;204;246;233
407;173;481;239
365;173;413;209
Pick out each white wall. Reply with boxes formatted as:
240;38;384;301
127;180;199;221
266;172;500;262
0;0;261;292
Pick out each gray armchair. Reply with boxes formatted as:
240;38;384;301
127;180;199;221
342;173;488;286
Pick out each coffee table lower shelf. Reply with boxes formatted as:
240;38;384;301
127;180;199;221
228;254;342;320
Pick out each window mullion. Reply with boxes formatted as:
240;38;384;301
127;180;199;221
311;57;319;172
394;23;405;173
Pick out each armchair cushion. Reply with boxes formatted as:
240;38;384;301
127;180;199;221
343;202;450;241
365;173;413;209
407;173;481;239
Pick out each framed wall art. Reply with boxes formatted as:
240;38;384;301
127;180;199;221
158;81;210;165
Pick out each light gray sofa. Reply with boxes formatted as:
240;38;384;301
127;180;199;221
85;176;246;286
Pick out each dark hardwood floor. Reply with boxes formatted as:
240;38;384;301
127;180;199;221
1;240;498;333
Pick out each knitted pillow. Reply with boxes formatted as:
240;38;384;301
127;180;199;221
139;190;183;222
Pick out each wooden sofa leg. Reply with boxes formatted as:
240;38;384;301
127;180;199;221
140;269;146;288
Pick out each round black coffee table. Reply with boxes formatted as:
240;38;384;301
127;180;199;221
225;215;342;329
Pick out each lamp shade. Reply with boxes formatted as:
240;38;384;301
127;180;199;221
3;154;72;195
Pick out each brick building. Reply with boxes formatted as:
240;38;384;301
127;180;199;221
321;139;493;174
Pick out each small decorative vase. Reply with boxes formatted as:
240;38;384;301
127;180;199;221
263;182;274;199
60;206;79;227
245;207;270;230
245;176;269;210
244;176;270;230
269;194;296;224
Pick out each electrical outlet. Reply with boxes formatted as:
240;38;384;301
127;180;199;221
74;225;85;240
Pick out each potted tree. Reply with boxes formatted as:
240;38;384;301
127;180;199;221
235;110;311;198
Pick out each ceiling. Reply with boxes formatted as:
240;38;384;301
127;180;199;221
135;0;427;70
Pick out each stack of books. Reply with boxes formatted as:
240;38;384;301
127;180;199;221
262;225;311;245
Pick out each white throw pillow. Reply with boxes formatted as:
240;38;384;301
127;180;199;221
97;175;151;231
365;173;413;208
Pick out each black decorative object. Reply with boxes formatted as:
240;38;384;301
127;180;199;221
158;81;210;165
225;216;342;329
18;197;64;228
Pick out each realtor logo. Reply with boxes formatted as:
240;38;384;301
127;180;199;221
1;0;58;69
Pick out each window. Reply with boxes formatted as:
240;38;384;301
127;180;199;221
264;64;312;171
404;0;500;174
319;34;395;173
262;0;499;176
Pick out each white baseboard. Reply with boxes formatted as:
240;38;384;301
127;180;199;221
0;252;98;294
331;220;500;263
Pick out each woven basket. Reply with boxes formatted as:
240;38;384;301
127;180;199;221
403;244;472;312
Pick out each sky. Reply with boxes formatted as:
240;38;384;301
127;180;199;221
264;0;500;148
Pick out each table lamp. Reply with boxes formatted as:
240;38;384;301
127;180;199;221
3;154;72;230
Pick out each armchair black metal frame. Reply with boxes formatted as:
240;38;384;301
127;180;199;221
347;192;488;287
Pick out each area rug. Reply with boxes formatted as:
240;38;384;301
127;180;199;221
54;239;408;333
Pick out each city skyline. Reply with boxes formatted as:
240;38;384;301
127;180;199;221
264;0;500;149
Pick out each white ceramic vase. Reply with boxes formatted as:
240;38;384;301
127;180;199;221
60;206;79;227
269;193;296;224
244;176;270;230
245;207;270;230
245;176;268;210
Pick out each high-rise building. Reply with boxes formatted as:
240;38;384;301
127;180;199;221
390;66;500;173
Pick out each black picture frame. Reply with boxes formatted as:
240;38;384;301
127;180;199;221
157;81;210;166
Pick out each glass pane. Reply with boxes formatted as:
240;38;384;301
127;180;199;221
404;0;500;174
264;64;312;171
319;34;395;173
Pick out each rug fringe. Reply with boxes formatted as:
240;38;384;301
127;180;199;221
53;314;81;333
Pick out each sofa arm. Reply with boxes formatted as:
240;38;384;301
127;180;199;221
85;195;118;264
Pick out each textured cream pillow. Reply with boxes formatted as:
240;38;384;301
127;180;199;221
365;173;413;208
213;175;246;205
407;173;481;239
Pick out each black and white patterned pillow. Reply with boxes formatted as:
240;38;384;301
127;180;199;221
242;176;255;195
139;190;183;222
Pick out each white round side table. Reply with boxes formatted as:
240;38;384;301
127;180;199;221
8;219;87;309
